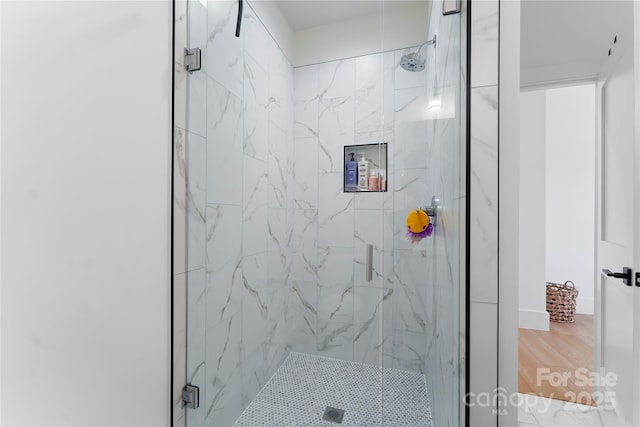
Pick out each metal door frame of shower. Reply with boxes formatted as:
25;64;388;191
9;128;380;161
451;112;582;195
171;0;187;425
463;1;471;425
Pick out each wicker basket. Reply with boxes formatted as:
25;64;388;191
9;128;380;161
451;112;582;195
546;281;578;323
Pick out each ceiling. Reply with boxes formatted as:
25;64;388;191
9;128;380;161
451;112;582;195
273;0;420;32
521;0;633;88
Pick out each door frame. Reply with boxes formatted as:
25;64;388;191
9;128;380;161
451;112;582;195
499;1;640;426
632;3;640;425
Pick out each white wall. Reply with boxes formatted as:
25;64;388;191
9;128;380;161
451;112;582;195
519;90;549;330
545;85;596;315
1;1;172;425
498;1;521;425
519;84;595;319
292;3;429;67
248;0;294;61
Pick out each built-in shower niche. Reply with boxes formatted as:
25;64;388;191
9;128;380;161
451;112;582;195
343;143;388;193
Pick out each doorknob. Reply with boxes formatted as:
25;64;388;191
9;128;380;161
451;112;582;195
602;267;633;286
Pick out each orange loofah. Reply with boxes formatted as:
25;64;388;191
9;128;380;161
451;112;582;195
406;209;430;233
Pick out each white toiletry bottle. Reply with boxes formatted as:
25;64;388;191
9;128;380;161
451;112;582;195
357;152;370;190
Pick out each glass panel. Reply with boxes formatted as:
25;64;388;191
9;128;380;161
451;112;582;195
384;1;462;426
181;1;463;426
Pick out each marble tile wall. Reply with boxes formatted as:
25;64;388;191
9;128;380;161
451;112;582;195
179;1;295;426
469;0;500;426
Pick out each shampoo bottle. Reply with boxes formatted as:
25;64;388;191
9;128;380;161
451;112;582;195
345;152;358;191
357;152;370;190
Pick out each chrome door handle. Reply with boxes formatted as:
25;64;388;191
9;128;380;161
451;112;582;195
602;267;633;286
365;244;373;282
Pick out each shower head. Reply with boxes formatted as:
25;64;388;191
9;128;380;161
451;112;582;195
399;34;437;72
400;52;426;72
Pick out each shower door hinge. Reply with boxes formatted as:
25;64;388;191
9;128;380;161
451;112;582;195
184;48;201;72
182;384;200;409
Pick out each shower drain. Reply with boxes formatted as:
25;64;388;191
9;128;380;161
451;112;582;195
322;406;345;424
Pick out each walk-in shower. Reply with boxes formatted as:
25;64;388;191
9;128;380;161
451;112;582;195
173;0;465;425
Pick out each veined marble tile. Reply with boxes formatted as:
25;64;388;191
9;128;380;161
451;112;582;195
353;187;394;211
291;209;318;282
268;122;288;209
242;5;269;67
290;278;317;317
295;99;319;139
207;0;243;98
293;137;318;209
242;252;268;355
294;64;319;101
353;286;393;367
204;311;244;427
284;115;295;211
268;39;292;132
392;249;433;333
318;58;355;100
287;279;317;354
173;271;187;427
318;96;355;174
174;1;188;133
470;86;498;304
242;156;268;256
187;268;206;380
517;393;606;427
433;118;463;200
353;210;393;287
174;127;188;275
469;302;498;425
355;54;383;138
206;78;243;206
241;341;288;412
187;131;207;271
206;204;243;326
186;268;206;427
392;168;432;251
318;172;354;248
392;330;427;374
433;16;461;93
266;285;292;354
382;50;395;117
394;120;431;171
316;321;353;361
244;54;269;162
241;348;266;409
267;208;293;284
294;65;319;139
317;246;354;326
394;85;430;123
470;0;499;88
187;0;208;138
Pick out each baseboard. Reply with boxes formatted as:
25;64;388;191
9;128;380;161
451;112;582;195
519;309;550;331
575;297;594;315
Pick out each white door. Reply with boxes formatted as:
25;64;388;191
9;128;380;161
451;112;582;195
594;3;639;425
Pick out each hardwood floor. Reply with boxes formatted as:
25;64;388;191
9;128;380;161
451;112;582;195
519;314;596;406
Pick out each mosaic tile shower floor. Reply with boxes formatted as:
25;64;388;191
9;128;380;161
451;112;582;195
233;352;432;427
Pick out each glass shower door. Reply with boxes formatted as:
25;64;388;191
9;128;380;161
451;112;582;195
177;1;463;426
